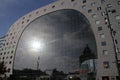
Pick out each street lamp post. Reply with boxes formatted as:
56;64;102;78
37;56;40;70
105;8;120;78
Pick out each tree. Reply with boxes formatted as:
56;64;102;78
51;68;65;80
0;61;7;77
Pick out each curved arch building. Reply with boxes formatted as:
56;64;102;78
0;0;120;80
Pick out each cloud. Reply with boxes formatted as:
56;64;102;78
63;29;95;50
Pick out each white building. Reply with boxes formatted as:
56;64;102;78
0;0;120;80
0;36;6;62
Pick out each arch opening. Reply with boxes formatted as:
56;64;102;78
14;9;97;79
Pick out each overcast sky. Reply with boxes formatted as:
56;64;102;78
0;0;57;37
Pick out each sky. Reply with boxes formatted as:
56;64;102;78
0;0;57;37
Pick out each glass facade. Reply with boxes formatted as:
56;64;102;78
13;9;97;79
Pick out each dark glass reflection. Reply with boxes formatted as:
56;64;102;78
14;9;97;74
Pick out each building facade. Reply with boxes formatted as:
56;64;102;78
0;36;6;60
0;0;120;80
0;36;5;50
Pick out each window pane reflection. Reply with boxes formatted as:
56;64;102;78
14;9;97;79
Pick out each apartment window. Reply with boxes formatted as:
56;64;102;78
101;12;106;16
44;9;46;12
83;0;86;3
111;9;116;13
71;0;75;2
116;48;120;53
6;34;8;37
100;33;105;38
7;51;9;54
101;0;106;3
9;61;11;64
113;31;116;36
101;41;106;46
88;9;92;13
8;68;11;73
6;42;9;45
107;4;112;8
108;24;113;28
111;77;115;80
27;19;29;22
4;52;6;55
115;40;118;44
29;14;31;17
97;7;101;11
3;57;4;60
98;26;102;31
118;22;120;26
12;37;14;39
105;22;107;25
10;33;12;35
118;1;120;5
22;21;24;24
6;56;8;59
36;11;39;14
52;5;55;8
14;41;16;44
91;2;96;6
95;20;100;25
11;51;13;53
103;61;109;69
82;5;86;9
115;15;120;20
10;56;12;59
104;18;108;22
104;18;108;24
103;50;108;55
3;43;5;46
22;17;25;20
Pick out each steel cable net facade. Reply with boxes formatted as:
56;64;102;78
0;0;120;80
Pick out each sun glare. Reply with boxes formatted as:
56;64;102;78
30;39;45;52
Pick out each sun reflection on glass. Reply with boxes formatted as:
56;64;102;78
29;39;45;52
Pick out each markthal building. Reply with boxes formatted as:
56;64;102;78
0;0;120;80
